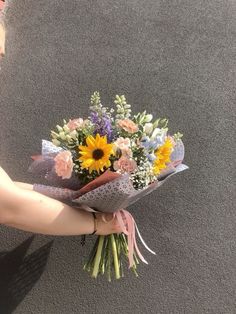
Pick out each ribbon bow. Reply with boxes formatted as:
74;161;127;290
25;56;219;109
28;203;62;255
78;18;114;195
109;209;156;268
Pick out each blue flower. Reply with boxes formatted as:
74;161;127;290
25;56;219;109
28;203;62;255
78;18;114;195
146;153;156;162
140;136;158;150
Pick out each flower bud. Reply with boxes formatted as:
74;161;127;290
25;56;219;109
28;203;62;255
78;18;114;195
51;131;59;139
63;125;70;133
59;131;66;140
152;118;160;129
52;139;61;146
144;114;153;122
66;135;73;142
56;125;63;132
70;130;78;140
144;123;153;134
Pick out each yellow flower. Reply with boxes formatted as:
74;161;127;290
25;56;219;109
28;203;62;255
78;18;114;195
77;133;114;174
153;138;174;175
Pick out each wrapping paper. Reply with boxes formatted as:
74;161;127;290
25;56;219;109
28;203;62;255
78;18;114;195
71;164;188;212
29;139;188;213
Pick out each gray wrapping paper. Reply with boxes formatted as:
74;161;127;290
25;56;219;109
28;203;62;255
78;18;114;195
30;139;188;213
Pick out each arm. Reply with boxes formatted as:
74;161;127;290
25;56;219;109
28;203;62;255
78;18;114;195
14;181;34;191
0;167;120;236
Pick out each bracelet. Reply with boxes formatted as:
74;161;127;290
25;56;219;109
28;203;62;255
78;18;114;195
81;212;98;246
89;212;98;235
81;212;113;245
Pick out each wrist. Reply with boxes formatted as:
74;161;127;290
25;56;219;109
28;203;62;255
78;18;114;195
95;212;121;236
89;212;98;235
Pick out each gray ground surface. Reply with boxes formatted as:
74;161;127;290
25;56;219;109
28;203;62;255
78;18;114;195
0;0;235;313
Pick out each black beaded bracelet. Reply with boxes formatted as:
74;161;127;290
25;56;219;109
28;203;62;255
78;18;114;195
81;212;98;246
89;212;98;235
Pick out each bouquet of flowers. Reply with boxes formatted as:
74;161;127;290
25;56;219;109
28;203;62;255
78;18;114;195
28;91;188;281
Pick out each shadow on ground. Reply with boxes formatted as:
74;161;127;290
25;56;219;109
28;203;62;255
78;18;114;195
0;236;53;314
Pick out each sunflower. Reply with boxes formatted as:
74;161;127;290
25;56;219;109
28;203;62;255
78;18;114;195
76;133;114;174
153;138;174;175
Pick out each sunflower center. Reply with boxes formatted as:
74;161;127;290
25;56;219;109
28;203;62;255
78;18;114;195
92;149;104;160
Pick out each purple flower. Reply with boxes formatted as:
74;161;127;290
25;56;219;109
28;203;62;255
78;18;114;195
90;111;113;142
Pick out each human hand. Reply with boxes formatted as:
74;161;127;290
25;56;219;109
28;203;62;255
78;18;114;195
95;212;123;236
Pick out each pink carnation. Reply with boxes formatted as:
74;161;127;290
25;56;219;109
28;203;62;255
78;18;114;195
113;156;137;173
114;137;130;150
117;119;139;134
114;137;132;157
67;118;84;131
54;150;74;179
121;147;133;157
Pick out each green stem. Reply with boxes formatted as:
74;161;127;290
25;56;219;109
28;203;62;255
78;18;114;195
133;250;139;265
131;265;139;277
92;235;105;278
115;235;121;268
83;236;100;271
100;236;108;275
120;234;129;256
110;234;120;280
120;234;139;277
121;233;139;264
107;236;112;282
118;235;126;276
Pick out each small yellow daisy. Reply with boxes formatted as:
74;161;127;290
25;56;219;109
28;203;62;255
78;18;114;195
76;133;114;174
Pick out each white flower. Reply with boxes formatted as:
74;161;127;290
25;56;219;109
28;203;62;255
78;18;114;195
144;114;153;122
150;128;167;147
144;123;153;135
150;128;162;139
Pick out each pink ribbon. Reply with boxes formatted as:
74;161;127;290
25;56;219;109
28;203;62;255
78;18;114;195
169;159;183;167
111;209;156;269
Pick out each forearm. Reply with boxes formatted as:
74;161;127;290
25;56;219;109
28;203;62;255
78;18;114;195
2;186;95;235
0;166;120;236
14;181;34;190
